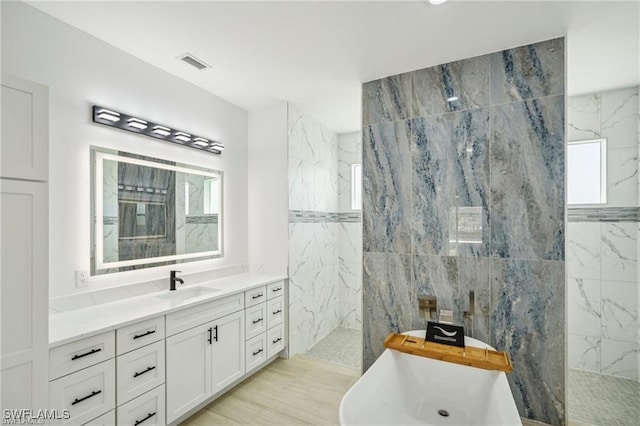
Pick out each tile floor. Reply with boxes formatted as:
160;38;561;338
305;327;362;370
568;368;640;426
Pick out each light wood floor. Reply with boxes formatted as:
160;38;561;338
181;355;360;425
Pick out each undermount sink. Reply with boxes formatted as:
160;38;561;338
156;286;220;304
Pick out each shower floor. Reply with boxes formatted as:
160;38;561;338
568;368;639;426
306;327;362;370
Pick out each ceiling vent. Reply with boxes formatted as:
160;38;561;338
178;53;211;71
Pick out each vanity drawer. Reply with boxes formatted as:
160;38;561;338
117;316;164;355
50;331;115;380
49;359;115;425
116;340;165;406
83;409;115;426
267;281;285;300
245;302;267;340
166;293;244;336
117;385;165;426
245;333;267;373
267;324;285;358
267;296;285;329
245;286;266;307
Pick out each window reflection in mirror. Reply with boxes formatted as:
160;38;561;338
91;147;223;275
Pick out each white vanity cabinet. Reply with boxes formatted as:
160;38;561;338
244;280;287;374
165;295;246;423
48;332;117;425
49;278;288;425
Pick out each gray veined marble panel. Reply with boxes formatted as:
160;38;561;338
362;252;413;370
457;257;491;344
410;108;490;257
490;37;564;105
363;121;412;255
490;258;565;425
362;72;412;126
411;54;490;117
411;255;458;330
490;95;565;261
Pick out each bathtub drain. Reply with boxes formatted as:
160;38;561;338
437;409;450;417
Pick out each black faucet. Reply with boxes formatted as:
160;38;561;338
170;270;184;291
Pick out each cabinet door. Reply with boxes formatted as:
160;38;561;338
0;179;48;412
1;75;48;181
165;324;211;423
211;311;245;395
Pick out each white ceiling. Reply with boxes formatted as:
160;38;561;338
28;0;640;133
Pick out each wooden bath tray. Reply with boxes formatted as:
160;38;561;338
384;333;513;373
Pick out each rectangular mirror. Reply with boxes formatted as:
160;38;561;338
91;146;223;275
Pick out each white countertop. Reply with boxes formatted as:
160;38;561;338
49;272;287;348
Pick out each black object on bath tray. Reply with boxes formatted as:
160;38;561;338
425;321;465;348
384;332;513;373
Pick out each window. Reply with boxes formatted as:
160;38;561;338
351;164;362;210
567;138;607;205
204;178;220;215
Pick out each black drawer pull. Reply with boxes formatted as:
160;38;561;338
272;309;282;315
252;348;264;356
252;318;263;324
135;412;156;426
133;365;156;378
208;327;213;344
133;330;156;340
213;325;218;342
251;293;263;299
272;337;282;344
71;390;102;406
71;348;101;361
272;287;282;292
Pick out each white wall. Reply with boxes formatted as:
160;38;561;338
1;2;249;297
247;103;289;274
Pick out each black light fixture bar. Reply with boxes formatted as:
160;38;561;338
92;105;224;155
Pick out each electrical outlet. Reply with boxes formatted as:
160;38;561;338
76;270;89;288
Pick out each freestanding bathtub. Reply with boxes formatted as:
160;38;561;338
340;331;521;426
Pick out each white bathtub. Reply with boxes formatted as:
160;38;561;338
340;331;521;426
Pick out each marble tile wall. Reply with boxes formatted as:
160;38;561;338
338;132;363;331
567;87;640;382
287;112;364;355
568;87;639;207
287;105;341;355
362;38;565;424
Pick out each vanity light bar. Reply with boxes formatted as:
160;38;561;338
91;105;224;155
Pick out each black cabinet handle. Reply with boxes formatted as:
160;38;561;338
134;412;156;426
71;390;102;406
272;337;282;344
133;366;156;378
272;309;282;315
133;330;156;340
251;293;263;299
252;318;263;324
71;348;101;361
213;325;218;342
272;287;282;292
208;327;213;344
252;348;264;356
